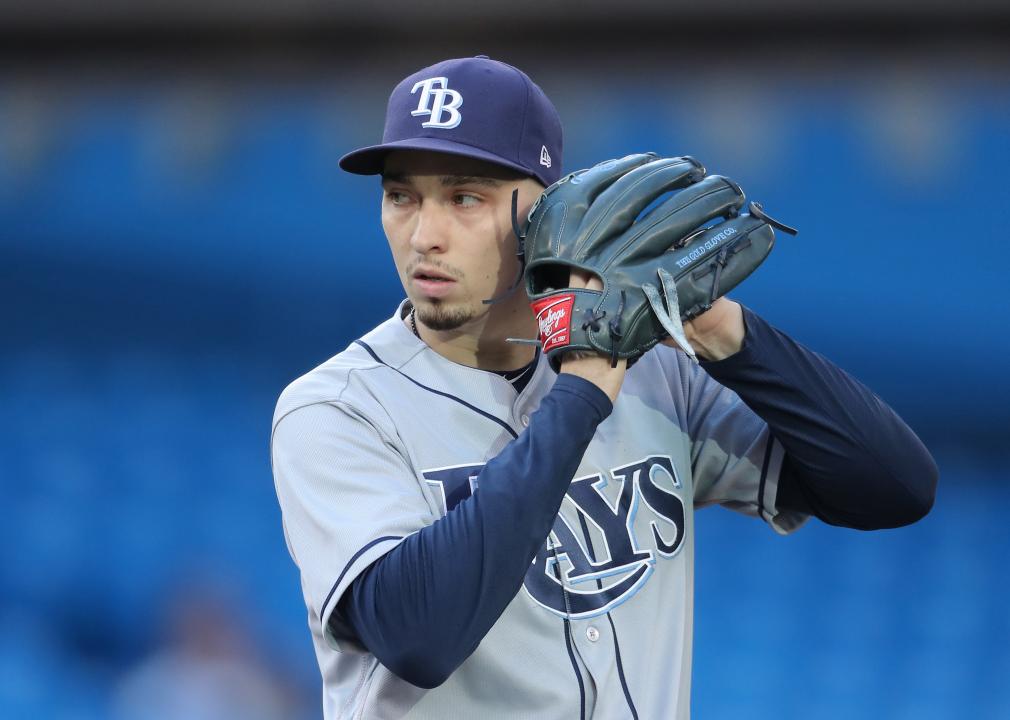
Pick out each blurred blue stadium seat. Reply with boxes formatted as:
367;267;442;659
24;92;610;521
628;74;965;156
1;75;1007;719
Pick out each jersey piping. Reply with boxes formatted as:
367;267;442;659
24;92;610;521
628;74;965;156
352;337;590;715
354;340;519;440
757;435;774;520
576;509;639;719
321;535;404;624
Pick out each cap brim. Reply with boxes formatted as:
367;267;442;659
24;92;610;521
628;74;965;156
339;137;534;178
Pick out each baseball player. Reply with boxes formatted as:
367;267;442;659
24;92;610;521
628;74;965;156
271;56;937;719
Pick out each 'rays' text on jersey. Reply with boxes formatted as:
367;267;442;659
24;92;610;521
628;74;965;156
423;455;686;619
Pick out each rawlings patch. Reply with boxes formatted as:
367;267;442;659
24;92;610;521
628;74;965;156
532;294;575;352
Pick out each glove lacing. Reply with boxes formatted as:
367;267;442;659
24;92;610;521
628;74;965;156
580;289;627;368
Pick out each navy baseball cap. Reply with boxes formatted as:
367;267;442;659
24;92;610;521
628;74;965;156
339;55;563;186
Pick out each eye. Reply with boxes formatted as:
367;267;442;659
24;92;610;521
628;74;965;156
385;189;411;206
452;193;481;208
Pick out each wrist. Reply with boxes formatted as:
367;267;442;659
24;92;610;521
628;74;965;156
551;372;615;420
688;301;746;361
559;353;627;405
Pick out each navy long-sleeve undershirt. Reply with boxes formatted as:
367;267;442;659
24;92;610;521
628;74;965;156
339;309;938;688
701;306;938;530
338;374;612;689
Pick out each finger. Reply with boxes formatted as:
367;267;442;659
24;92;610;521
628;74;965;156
670;211;774;276
560;152;659;201
527;153;662;266
622;176;748;261
580;156;708;244
568;267;603;291
656;212;776;320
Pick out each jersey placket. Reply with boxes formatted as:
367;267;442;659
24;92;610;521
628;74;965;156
569;616;624;714
564;519;639;720
508;354;550;429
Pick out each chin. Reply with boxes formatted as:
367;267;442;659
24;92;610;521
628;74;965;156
414;299;476;332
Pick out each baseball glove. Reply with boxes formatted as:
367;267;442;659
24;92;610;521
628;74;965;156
516;153;796;368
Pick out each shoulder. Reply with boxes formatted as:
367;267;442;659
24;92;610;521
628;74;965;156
272;343;375;430
271;307;424;433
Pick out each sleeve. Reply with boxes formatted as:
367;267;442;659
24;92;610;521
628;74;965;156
270;401;431;653
685;357;809;535
337;375;614;688
699;306;937;531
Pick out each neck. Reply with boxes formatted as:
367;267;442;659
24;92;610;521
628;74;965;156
408;300;539;371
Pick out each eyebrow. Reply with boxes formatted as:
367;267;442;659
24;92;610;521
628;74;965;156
441;175;502;188
381;173;502;188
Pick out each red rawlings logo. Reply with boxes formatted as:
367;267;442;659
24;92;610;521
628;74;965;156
531;294;575;353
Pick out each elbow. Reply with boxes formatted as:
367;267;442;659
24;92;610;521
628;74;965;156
863;453;939;530
879;486;934;529
816;454;938;531
382;647;458;689
887;431;941;527
896;452;939;526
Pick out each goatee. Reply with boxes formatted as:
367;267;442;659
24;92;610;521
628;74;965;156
416;302;474;331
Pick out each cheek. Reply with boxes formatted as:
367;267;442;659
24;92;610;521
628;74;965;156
381;214;410;272
474;222;513;287
495;210;519;264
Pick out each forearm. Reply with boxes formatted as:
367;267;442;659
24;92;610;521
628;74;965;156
338;374;612;688
700;306;938;529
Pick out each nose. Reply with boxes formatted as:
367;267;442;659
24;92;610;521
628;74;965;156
409;201;448;255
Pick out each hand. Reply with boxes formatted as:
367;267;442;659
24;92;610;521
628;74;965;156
559;269;628;404
662;297;745;361
524;154;778;370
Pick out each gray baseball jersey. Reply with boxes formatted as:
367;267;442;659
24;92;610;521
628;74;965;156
271;301;807;719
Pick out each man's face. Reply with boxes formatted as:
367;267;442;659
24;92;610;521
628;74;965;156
381;150;544;332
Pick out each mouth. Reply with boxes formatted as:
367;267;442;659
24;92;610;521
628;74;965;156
412;266;456;282
411;266;458;297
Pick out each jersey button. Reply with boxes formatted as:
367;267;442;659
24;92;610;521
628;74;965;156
586;626;600;642
520;414;530;427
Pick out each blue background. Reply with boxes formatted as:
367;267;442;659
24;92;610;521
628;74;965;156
1;56;1008;718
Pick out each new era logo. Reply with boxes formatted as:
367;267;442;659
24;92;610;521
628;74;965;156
540;145;552;168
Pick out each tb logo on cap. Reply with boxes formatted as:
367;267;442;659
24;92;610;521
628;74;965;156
410;77;463;129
